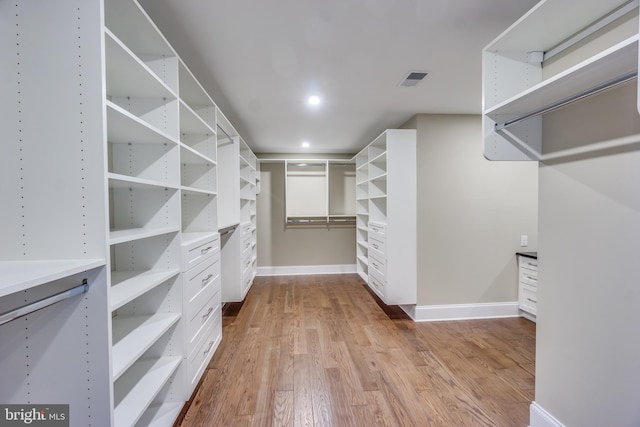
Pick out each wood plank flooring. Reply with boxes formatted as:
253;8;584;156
178;274;536;427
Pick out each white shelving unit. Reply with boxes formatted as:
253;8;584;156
482;0;640;161
216;112;259;303
1;0;250;424
352;130;417;305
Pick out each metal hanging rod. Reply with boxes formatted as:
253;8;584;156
0;279;89;326
495;71;637;132
219;225;237;236
216;124;235;143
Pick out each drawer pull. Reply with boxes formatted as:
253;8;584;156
372;243;378;249
203;340;214;356
525;275;537;281
202;274;213;285
526;262;537;267
527;297;536;303
201;246;213;254
202;306;214;320
372;262;379;269
245;242;251;248
371;227;379;233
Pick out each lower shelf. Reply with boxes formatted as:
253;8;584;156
114;356;182;427
136;401;184;427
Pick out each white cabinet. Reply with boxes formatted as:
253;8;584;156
217;113;258;303
482;0;639;161
517;254;538;321
354;130;417;305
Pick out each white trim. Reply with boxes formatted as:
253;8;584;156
404;302;520;322
530;402;566;427
256;264;357;276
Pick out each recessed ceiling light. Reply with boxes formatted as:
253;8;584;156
307;95;321;106
302;141;310;148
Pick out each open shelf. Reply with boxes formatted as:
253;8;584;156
113;356;182;427
179;61;216;130
137;402;184;427
112;312;181;381
110;269;180;311
110;227;180;246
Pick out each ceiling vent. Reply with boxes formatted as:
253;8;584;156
400;71;428;87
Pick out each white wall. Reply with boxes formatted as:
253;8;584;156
534;82;640;427
403;114;539;307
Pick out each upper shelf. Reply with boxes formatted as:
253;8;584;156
486;35;638;121
0;259;105;298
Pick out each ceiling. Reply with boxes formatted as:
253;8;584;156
139;0;538;155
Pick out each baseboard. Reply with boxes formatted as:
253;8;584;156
530;402;565;427
256;264;357;276
405;301;520;322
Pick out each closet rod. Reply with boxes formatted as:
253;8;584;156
495;71;637;132
216;124;234;143
0;279;88;326
287;218;327;223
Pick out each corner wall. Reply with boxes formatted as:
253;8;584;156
402;114;538;308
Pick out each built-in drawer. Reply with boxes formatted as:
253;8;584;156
185;257;220;316
241;222;253;237
187;310;221;392
187;290;221;350
519;256;538;272
368;222;386;239
519;267;538;287
368;236;385;261
241;234;253;257
369;253;386;280
519;284;537;315
368;268;386;299
182;234;220;271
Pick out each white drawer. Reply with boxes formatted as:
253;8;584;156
241;222;253;236
187;291;221;350
186;312;221;392
369;253;386;279
241;234;253;257
182;234;220;271
185;257;220;316
368;236;385;261
519;267;537;287
519;256;538;272
519;284;537;315
368;222;386;239
368;268;386;299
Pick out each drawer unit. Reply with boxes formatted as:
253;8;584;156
182;233;220;271
368;253;386;280
184;257;220;316
186;289;221;353
517;254;538;321
368;267;386;300
186;309;222;393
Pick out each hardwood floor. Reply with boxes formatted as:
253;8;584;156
178;274;536;427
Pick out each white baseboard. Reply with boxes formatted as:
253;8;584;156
405;301;520;322
530;402;565;427
256;264;357;276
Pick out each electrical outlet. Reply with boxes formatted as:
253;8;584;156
520;234;528;247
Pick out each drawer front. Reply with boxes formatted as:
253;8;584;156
241;234;253;257
368;222;386;239
187;312;221;391
369;253;386;279
185;257;220;314
519;284;537;315
519;256;538;272
241;222;253;237
183;234;220;271
368;268;386;299
187;290;221;350
368;236;386;261
519;267;538;287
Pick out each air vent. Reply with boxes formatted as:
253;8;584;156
400;71;428;87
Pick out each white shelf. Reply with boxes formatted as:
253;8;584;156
108;173;180;190
181;186;217;196
110;269;180;311
107;101;178;146
137;402;184;427
181;144;216;165
112;312;181;381
181;231;218;248
113;356;182;427
486;35;639;121
105;29;176;101
180;101;215;136
0;259;105;298
110;227;180;245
